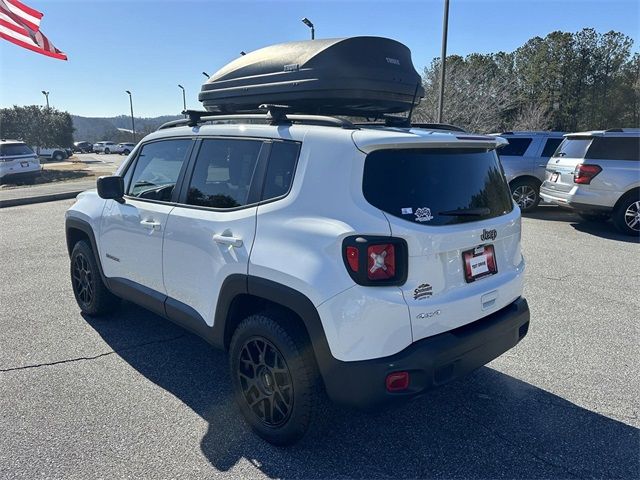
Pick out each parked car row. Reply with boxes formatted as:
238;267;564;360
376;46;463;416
496;128;639;235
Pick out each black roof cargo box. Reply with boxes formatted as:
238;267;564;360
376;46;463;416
199;36;424;116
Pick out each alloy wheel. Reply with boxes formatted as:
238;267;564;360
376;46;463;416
237;337;294;427
512;185;537;209
72;253;94;306
624;200;640;231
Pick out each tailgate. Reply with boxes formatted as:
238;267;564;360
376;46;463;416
389;209;524;342
361;145;525;342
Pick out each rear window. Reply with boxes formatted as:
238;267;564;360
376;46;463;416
554;138;592;158
498;137;532;157
541;138;563;158
0;143;34;156
363;148;513;226
586;137;640;161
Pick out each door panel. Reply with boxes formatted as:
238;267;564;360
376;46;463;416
162;138;265;326
163;206;257;325
98;138;194;293
99;199;174;293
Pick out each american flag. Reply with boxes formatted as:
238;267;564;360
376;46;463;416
0;0;67;60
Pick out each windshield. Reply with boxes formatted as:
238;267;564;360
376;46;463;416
363;148;513;226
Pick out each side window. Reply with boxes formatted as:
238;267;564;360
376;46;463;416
186;139;262;209
262;141;300;201
541;138;563;158
126;139;192;201
586;137;640;161
499;138;533;157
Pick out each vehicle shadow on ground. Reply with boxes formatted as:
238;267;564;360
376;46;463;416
86;304;639;479
524;206;639;244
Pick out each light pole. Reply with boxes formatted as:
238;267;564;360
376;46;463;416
301;17;315;39
41;90;50;109
125;90;136;142
202;71;209;78
178;84;186;115
437;0;450;123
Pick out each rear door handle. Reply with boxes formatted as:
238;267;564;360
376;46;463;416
140;219;161;231
213;232;243;248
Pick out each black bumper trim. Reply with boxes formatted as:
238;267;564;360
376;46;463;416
320;297;530;409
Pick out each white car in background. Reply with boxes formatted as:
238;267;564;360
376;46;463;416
93;141;117;154
114;143;136;155
34;146;69;162
0;140;42;182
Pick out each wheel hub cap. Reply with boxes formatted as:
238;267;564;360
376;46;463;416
72;253;93;306
237;338;294;427
624;201;640;231
513;185;537;209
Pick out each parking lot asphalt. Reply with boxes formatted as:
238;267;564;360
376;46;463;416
1;201;638;479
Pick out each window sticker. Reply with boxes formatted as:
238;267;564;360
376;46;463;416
401;207;413;215
414;207;434;222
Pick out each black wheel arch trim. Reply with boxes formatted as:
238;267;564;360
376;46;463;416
65;217;110;289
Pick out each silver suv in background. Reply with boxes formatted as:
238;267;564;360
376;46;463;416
93;141;117;154
492;131;565;212
540;129;640;235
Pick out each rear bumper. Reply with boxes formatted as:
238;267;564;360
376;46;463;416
320;297;530;409
540;184;616;211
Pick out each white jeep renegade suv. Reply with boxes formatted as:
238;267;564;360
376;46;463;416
65;113;530;445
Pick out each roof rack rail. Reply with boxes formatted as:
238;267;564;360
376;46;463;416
157;107;357;131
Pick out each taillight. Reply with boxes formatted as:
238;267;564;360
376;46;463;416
342;236;407;286
386;371;410;392
574;164;602;184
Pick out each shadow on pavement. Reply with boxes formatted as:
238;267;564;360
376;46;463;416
86;303;639;479
524;206;639;244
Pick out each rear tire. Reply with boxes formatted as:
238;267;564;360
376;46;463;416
53;151;64;162
612;191;640;236
510;178;540;212
70;240;120;316
229;313;321;446
104;148;110;154
123;149;130;155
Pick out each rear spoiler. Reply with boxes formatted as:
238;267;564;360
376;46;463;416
353;134;507;154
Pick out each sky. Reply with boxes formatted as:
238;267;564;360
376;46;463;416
1;0;638;118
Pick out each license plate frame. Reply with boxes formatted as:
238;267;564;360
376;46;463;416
462;244;498;283
20;161;29;167
550;172;559;182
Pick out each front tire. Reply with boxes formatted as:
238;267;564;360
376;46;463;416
53;151;64;162
229;314;320;446
70;240;120;316
612;191;640;236
104;148;110;154
510;178;540;212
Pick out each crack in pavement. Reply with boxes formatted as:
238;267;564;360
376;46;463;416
0;334;186;373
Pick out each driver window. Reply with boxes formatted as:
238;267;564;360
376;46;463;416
127;139;192;201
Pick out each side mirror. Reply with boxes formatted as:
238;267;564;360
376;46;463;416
97;175;125;202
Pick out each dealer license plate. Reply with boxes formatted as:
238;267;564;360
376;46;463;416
462;244;498;283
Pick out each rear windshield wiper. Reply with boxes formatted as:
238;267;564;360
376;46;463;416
439;208;491;216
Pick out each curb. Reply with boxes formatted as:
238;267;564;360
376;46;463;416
0;189;84;208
